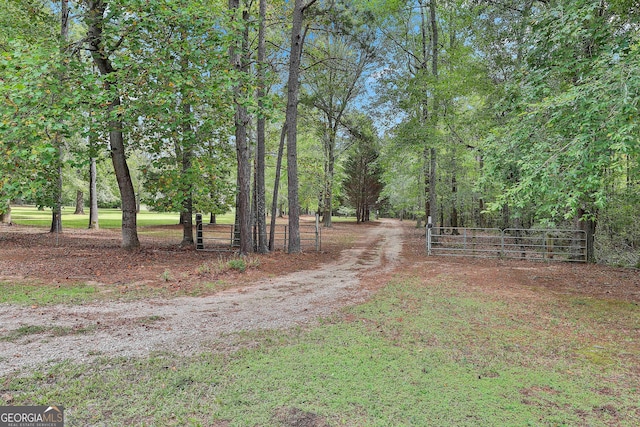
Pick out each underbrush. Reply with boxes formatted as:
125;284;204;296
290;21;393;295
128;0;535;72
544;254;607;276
595;194;640;268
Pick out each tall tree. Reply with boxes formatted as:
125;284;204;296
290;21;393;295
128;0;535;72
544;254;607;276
85;0;139;249
255;0;269;253
269;124;287;251
133;0;235;243
0;0;79;226
343;114;384;223
427;0;438;228
88;138;99;229
229;0;253;255
480;0;640;261
285;0;317;253
50;0;69;234
302;7;376;227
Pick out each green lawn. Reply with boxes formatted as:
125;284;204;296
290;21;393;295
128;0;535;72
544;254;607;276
7;205;351;229
3;275;638;426
8;206;235;229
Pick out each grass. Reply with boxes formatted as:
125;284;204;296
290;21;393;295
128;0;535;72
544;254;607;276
0;280;234;306
0;282;99;305
8;206;236;229
0;324;96;342
226;259;247;273
2;275;639;426
7;205;350;230
329;216;359;223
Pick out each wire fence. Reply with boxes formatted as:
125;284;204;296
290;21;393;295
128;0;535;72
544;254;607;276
1;221;321;252
195;215;321;252
136;225;184;246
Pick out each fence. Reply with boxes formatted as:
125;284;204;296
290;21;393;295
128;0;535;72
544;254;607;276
195;214;321;252
137;226;184;246
426;225;587;262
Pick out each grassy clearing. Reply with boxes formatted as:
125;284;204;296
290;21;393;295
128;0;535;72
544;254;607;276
8;206;235;229
3;276;639;426
8;206;349;229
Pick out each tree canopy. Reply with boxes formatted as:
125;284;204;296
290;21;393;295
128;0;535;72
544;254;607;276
1;0;637;264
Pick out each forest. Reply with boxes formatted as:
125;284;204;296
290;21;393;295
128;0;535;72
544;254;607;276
0;0;638;265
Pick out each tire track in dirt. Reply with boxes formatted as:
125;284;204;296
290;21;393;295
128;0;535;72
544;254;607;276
0;219;403;376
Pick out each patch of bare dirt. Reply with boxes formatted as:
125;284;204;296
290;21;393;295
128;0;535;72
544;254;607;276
273;407;329;427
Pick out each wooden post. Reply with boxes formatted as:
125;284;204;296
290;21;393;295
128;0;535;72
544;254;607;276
427;216;433;255
315;214;320;252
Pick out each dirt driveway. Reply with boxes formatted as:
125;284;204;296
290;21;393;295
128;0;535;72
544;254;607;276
0;219;403;376
2;219;639;377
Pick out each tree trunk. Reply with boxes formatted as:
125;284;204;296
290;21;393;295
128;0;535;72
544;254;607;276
477;154;484;228
322;138;335;227
360;169;365;224
255;0;268;253
269;124;287;251
419;0;430;222
74;190;85;214
109;108;140;249
451;156;458;234
50;147;63;233
0;204;11;224
428;0;438;233
177;30;195;247
429;147;437;231
229;0;252;255
181;209;193;246
88;156;98;229
285;0;313;254
233;192;241;248
50;0;69;235
180;99;194;247
86;0;139;249
423;145;430;222
575;206;597;262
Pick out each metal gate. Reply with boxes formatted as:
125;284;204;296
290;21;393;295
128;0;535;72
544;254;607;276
426;226;587;262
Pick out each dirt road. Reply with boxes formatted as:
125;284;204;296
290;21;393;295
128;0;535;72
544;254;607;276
0;219;403;376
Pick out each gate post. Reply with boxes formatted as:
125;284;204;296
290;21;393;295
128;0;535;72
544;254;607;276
427;216;433;255
196;213;204;250
463;228;467;250
315;214;320;252
284;225;287;252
